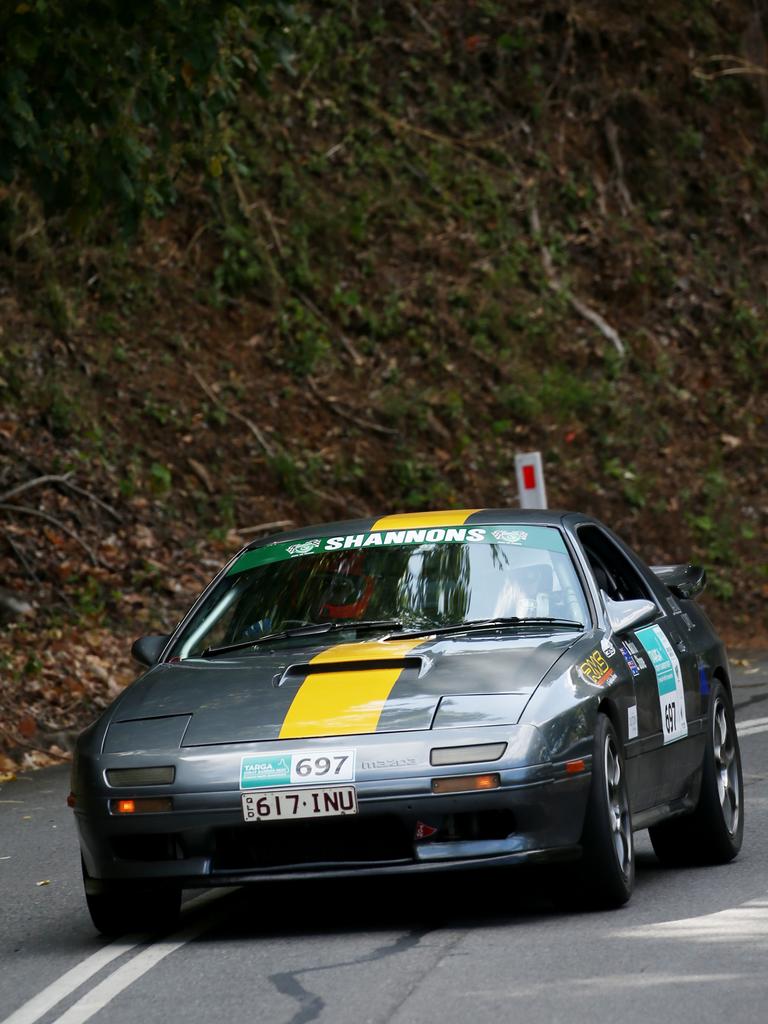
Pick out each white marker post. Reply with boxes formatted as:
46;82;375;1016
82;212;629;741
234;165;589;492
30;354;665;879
515;451;548;509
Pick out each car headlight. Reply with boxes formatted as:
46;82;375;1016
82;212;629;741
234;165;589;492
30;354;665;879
105;766;175;786
430;742;507;766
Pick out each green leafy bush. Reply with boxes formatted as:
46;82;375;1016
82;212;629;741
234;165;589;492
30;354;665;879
0;0;297;232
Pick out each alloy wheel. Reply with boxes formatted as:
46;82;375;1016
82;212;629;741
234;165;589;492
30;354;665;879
605;735;632;878
713;698;740;835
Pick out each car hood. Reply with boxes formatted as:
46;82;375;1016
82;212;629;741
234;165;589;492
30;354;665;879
105;631;578;750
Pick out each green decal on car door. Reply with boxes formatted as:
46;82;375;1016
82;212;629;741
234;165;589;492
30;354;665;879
636;624;688;744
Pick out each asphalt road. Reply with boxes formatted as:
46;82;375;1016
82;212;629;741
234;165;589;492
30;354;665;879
2;651;768;1024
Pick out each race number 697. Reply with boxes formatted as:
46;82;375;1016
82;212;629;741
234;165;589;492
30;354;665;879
292;751;354;783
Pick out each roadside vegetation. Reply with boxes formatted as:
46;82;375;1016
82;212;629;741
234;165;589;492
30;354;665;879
0;0;766;770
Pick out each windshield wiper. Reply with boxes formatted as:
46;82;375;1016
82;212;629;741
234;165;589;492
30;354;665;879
385;617;584;641
200;619;404;658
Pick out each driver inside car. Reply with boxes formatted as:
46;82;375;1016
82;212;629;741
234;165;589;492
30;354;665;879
314;553;375;620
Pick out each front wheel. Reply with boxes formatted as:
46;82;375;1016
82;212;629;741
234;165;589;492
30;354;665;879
649;680;743;866
576;713;635;908
83;863;181;936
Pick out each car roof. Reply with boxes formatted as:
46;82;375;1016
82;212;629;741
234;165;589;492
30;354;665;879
245;508;593;550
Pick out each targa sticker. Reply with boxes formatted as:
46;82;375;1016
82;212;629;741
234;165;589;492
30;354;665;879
240;749;355;789
635;625;688;744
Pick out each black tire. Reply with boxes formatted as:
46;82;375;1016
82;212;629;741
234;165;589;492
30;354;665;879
83;864;181;936
576;713;635;908
649;680;743;866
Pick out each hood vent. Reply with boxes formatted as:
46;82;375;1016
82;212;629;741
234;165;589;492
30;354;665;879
275;657;423;687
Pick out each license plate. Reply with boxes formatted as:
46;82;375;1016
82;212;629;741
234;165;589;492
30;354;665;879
241;785;358;823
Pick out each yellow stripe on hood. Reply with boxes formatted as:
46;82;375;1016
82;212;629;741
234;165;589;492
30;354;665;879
278;638;425;739
371;509;481;531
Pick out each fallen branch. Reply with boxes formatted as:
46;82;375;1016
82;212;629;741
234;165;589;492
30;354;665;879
568;296;626;358
0;586;34;620
406;1;441;42
0;504;108;567
544;20;575;102
59;479;122;522
693;54;768;80
0;473;73;504
604;118;634;215
184;221;210;257
306;376;397;436
1;530;75;609
304;482;348;507
228;165;284;297
0;724;70;762
529;203;626;358
0;467;122;522
294;291;364;367
258;202;286;260
187;458;214;494
367;100;505;161
190;369;274;457
304;487;367;518
238;519;296;536
1;529;41;585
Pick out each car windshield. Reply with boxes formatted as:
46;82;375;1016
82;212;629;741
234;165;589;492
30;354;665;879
169;524;589;659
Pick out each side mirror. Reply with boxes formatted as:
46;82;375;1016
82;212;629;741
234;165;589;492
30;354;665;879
131;634;170;668
651;564;706;600
602;594;658;635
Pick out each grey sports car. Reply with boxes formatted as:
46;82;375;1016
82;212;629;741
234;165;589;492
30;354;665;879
70;509;743;933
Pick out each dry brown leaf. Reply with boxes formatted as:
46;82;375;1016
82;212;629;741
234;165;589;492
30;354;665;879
18;715;37;738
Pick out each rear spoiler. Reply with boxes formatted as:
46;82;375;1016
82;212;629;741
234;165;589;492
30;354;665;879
651;564;706;600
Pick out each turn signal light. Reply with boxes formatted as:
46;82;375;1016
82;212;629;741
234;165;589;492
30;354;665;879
565;759;586;774
431;773;500;794
111;797;172;815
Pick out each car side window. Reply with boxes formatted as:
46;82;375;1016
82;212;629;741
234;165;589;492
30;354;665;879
577;526;654;603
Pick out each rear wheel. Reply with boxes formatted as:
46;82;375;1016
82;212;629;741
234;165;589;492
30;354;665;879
576;713;634;908
82;863;181;936
649;680;743;866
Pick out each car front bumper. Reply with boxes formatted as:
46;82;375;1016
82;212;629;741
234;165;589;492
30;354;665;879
73;726;593;890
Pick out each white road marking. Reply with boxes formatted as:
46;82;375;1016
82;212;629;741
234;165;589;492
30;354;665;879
0;889;232;1024
51;918;215;1024
465;973;743;1000
0;942;139;1024
613;896;768;943
737;715;768;737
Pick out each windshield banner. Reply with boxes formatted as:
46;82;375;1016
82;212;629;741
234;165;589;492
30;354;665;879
229;524;567;575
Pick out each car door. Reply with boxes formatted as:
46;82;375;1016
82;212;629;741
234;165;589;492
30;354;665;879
576;524;697;812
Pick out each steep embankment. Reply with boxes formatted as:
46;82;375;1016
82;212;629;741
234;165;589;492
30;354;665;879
1;1;766;769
